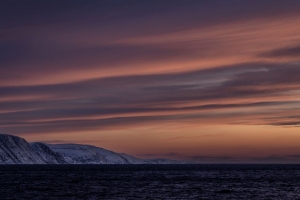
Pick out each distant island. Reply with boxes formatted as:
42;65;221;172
0;133;185;164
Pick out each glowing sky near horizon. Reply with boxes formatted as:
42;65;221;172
1;0;300;163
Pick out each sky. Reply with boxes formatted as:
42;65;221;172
1;0;300;163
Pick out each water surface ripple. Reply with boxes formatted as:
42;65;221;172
0;164;299;199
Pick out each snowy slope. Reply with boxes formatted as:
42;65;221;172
45;144;107;164
94;147;130;164
0;134;45;164
120;153;187;164
149;158;187;164
30;142;67;164
120;153;153;164
46;144;130;164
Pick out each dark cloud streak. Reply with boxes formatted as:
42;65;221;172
260;45;300;58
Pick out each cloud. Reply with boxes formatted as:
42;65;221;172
288;154;300;158
1;61;300;134
1;0;300;87
2;0;300;30
259;45;300;58
270;121;300;127
1;1;300;141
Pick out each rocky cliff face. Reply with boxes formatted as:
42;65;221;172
0;133;185;164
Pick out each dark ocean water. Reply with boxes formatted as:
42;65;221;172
0;164;300;199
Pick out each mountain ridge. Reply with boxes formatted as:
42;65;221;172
0;133;186;164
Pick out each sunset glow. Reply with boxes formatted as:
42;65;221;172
1;0;300;163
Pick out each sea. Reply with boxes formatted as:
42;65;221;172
0;164;299;199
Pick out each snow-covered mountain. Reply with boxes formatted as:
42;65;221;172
0;134;45;164
0;133;185;164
